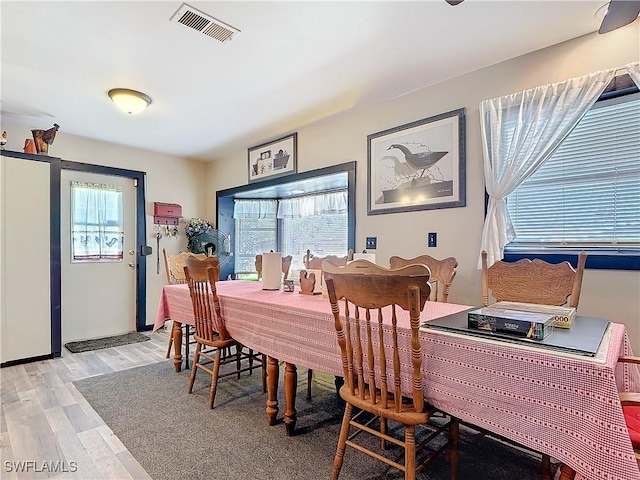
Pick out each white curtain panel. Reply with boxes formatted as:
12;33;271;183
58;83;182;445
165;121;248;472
627;61;640;88
277;191;347;218
232;199;277;219
477;68;616;268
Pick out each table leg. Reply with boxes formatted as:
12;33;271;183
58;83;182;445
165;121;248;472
172;321;183;372
266;356;279;426
284;362;298;436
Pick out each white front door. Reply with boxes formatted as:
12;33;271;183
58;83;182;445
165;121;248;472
60;170;137;343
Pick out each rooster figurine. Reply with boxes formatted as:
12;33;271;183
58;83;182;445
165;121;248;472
31;123;60;155
299;270;318;295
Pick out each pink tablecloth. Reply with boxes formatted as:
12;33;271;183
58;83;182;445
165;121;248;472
155;280;640;480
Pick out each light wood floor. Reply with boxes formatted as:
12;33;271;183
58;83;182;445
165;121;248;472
0;330;172;479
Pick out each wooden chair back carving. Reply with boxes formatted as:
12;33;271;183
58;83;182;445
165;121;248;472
323;259;458;479
389;254;458;302
255;254;293;280
184;255;227;341
162;249;206;284
481;251;587;308
323;259;431;414
303;248;354;270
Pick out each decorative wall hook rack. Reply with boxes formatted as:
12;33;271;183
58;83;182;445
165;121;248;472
153;202;182;226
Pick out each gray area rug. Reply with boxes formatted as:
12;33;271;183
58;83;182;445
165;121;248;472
74;360;553;480
64;332;150;353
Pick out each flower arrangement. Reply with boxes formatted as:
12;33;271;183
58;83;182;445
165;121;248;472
185;218;213;239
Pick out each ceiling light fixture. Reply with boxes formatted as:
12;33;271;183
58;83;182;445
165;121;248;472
108;88;152;115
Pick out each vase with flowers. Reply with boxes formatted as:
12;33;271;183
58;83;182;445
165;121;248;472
185;217;214;254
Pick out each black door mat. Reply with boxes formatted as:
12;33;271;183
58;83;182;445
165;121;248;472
65;332;150;353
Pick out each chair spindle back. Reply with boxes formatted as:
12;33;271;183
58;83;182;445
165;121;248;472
323;259;431;414
184;256;228;341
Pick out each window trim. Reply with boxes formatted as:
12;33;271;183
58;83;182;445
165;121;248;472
502;75;640;271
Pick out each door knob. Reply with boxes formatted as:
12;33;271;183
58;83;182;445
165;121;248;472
128;262;136;268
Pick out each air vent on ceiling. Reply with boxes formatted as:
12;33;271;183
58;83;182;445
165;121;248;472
170;3;240;43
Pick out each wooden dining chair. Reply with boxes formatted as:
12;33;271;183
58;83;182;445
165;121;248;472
481;250;587;309
162;249;207;365
255;254;293;281
558;354;640;479
184;255;266;409
389;254;458;303
323;259;459;480
303;248;354;269
481;250;587;479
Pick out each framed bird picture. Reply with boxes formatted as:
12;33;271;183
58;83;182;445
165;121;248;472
367;108;466;215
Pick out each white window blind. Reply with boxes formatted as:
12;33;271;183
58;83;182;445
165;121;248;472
507;93;640;248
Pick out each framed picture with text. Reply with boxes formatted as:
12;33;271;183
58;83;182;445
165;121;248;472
367;108;466;215
248;133;297;183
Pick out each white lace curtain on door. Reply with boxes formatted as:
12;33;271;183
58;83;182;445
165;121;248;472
71;181;124;261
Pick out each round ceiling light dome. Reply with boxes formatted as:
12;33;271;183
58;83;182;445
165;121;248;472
108;88;152;115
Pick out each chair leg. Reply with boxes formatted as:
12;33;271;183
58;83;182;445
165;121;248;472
558;465;576;480
448;418;459;480
184;325;190;369
209;348;223;409
405;425;417;480
380;418;388;450
248;348;254;374
306;369;313;401
236;346;242;379
188;343;201;394
261;354;267;393
541;454;551;480
332;403;353;480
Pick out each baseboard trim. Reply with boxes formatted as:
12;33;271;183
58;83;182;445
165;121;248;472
1;353;55;368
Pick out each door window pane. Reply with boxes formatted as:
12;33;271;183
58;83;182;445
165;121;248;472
71;182;124;261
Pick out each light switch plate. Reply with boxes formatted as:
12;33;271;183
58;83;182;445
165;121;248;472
365;237;377;250
428;232;437;248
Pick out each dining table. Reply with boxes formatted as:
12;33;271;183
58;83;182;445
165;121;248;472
154;280;640;480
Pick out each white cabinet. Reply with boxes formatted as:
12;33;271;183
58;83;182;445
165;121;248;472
0;154;51;363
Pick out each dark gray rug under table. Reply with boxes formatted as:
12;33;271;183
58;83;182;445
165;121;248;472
65;332;150;353
74;360;550;480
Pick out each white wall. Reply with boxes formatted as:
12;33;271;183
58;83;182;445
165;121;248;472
205;27;640;352
0;122;208;330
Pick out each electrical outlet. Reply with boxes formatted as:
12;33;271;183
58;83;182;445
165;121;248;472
365;237;377;250
428;232;437;248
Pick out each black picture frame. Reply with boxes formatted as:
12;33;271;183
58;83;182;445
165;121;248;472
367;108;466;215
248;133;297;183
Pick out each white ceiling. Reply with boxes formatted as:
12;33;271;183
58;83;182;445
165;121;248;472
1;0;609;162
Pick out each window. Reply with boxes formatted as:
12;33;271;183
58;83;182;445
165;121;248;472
281;211;348;279
505;90;640;268
217;162;356;280
234;218;277;278
233;191;349;280
71;182;124;261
